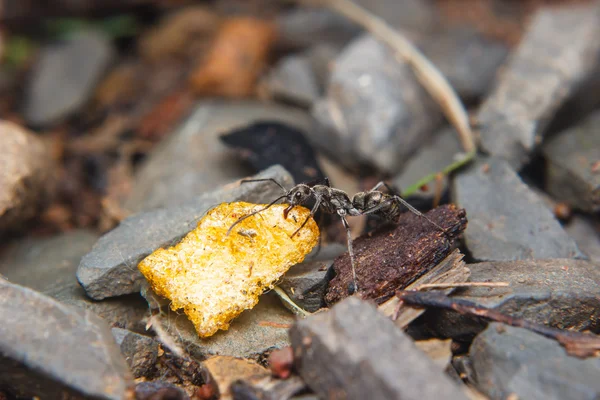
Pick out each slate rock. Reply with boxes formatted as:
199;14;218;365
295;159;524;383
279;260;334;312
0;278;133;399
0;121;55;234
420;259;600;339
565;215;600;262
125;100;314;213
477;4;600;169
149;292;295;359
417;26;509;101
77;165;294;300
542;110;600;212
112;328;158;378
263;54;320;107
0;230;148;330
290;297;468;400
203;355;270;400
393;127;463;201
452;156;584;261
23;29;115;126
135;381;189;400
470;323;600;400
312;34;444;174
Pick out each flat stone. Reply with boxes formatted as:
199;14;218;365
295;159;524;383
125;100;314;213
0;278;133;399
279;260;334;312
150;292;295;359
290;297;468;400
203;356;269;400
452;156;584;261
0;121;55;234
477;4;600;169
542;110;600;212
312;34;444;174
420;259;600;339
263;54;320;107
23;29;115;126
77;165;293;300
112;328;158;378
470;323;600;400
135;381;189;400
417;26;509;101
565;215;600;262
0;230;148;330
393;127;463;200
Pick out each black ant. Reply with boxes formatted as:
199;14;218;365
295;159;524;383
352;181;448;233
226;178;362;291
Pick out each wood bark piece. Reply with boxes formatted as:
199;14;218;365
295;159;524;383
326;204;467;305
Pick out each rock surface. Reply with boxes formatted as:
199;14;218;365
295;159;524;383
23;29;115;126
420;258;600;339
0;230;148;330
290;297;468;400
470;323;600;400
0;278;133;399
203;356;269;400
112;328;158;378
263;54;320;106
565;216;600;262
124;100;314;213
77;165;294;300
542;110;600;212
477;4;600;168
279;260;334;312
312;34;444;174
0;121;55;234
453;157;584;261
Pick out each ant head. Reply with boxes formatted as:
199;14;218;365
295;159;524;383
287;184;313;205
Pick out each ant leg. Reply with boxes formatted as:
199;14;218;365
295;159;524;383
309;211;326;260
370;181;401;195
239;178;287;194
226;194;287;236
339;213;359;294
361;197;447;234
291;197;322;238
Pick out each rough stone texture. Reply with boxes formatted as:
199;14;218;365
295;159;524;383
452;157;584;261
312;34;444;174
0;230;148;331
125;100;314;213
471;323;600;400
279;260;334;312
0;121;55;234
112;328;158;378
203;356;269;400
77;165;293;300
290;297;468;400
135;381;189;400
23;29;115;126
393;127;463;200
420;259;600;339
542;110;600;212
0;278;133;399
150;292;295;359
477;4;600;169
263;54;320;107
565;216;600;262
417;26;509;101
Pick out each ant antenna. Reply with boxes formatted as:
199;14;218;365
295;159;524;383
226;194;288;236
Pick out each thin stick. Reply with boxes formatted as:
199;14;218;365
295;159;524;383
273;286;312;318
416;282;510;290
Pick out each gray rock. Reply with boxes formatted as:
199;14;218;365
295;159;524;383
279;260;334;312
312;34;444;174
263;54;321;107
290;297;468;400
421;259;600;339
452;157;584;261
112;328;158;378
151;292;295;359
23;29;115;126
470;323;600;400
477;4;600;169
417;26;509;101
125;100;314;213
542;111;600;212
0;121;55;234
135;381;189;400
77;165;294;300
0;278;133;399
393;127;463;199
565;216;600;262
0;230;148;330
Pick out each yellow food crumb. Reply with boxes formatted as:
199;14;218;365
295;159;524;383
138;202;319;337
